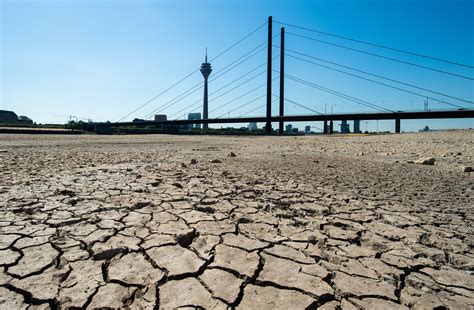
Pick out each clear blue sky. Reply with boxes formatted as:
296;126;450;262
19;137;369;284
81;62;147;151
1;0;473;132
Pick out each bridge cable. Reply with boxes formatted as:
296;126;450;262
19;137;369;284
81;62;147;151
280;47;473;105
286;32;474;81
143;36;281;119
185;81;277;119
284;53;466;109
284;97;324;115
143;34;283;119
209;21;267;62
216;94;267;119
274;20;474;69
286;75;392;113
142;44;269;119
208;77;279;116
116;69;199;123
173;56;279;119
244;97;279;117
144;55;267;120
283;72;394;112
241;104;266;117
185;81;267;118
118;21;267;122
209;46;266;82
169;70;266;119
206;76;279;117
210;83;267;116
211;32;280;82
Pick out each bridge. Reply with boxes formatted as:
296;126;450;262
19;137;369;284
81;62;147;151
102;16;473;134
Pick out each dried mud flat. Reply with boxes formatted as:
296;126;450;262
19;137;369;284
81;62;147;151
0;130;473;309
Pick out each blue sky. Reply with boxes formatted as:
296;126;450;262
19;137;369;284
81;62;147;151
1;0;473;132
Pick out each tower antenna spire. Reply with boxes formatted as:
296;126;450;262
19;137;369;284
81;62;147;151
205;47;208;62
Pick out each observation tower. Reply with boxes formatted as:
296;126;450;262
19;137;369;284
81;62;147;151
200;49;212;129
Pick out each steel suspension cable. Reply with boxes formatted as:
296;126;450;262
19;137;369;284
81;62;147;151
239;97;280;118
274;20;474;69
284;73;394;112
209;22;267;62
169;70;266;119
143;45;269;119
284;98;323;115
187;83;265;117
286;32;474;81
241;104;266;117
186;81;279;118
281;47;473;105
208;76;279;116
210;32;280;82
210;83;267;115
118;21;268;122
216;94;267;119
142;82;203;120
116;69;199;122
285;53;466;109
173;56;279;119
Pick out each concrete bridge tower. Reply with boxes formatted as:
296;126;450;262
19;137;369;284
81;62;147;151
200;49;212;129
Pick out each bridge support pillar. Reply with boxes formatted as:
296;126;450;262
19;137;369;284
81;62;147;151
323;120;328;134
395;118;401;133
353;119;361;133
329;120;334;134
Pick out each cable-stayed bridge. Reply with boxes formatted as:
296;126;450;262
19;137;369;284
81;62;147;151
103;16;474;134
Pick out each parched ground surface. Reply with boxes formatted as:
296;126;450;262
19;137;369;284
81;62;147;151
0;130;473;309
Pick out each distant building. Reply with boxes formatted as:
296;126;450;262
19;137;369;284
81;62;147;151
285;124;293;133
0;110;19;123
340;120;350;133
133;118;145;123
0;110;33;124
305;125;311;134
248;122;257;130
18;116;33;124
188;112;202;129
353;120;361;133
419;125;430;132
154;114;167;121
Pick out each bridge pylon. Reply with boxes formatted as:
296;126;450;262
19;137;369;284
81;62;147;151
266;16;273;134
279;27;285;135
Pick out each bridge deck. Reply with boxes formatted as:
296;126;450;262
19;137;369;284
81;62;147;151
106;109;474;127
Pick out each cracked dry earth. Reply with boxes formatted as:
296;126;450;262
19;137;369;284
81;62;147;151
0;131;473;309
